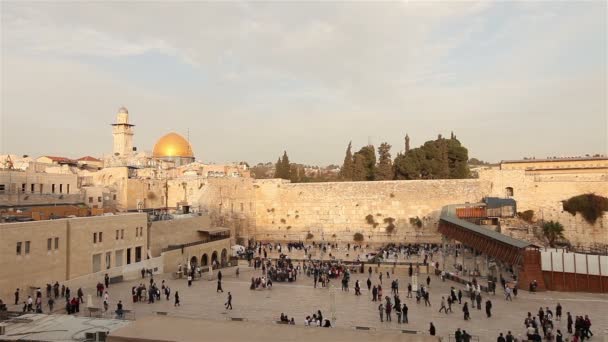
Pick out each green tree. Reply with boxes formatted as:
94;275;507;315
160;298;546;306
281;151;291;180
354;145;376;181
340;141;354;181
352;153;367;181
375;142;394;180
542;220;565;247
274;157;283;178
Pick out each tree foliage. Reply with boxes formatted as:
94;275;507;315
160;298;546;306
542;220;565;247
375;142;394;180
353;145;376;181
340;142;354;181
394;135;470;180
562;193;608;224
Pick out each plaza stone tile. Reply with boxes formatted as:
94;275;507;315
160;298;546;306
68;267;607;341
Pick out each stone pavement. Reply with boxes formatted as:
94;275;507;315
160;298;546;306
37;266;608;341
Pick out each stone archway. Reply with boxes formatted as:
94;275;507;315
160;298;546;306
221;248;228;266
190;256;198;270
211;251;218;267
201;253;208;267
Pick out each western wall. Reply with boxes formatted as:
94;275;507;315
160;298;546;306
200;169;607;246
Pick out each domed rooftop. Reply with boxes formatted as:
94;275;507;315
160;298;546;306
153;132;194;158
118;106;128;114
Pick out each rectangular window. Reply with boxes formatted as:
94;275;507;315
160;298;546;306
0;184;5;193
121;229;124;239
126;248;132;265
116;230;119;240
59;184;63;193
54;237;59;249
99;232;103;242
135;246;142;263
93;232;97;243
30;184;35;193
105;252;111;269
97;196;102;202
47;238;52;251
21;183;26;193
51;184;55;193
88;197;93;203
25;241;30;254
113;194;117;200
115;250;124;267
92;253;102;273
39;184;43;194
16;242;22;255
66;184;70;194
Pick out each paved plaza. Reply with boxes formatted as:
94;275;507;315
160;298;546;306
11;259;605;341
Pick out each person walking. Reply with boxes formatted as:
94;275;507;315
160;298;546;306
426;275;431;287
372;285;378;301
556;303;562;321
48;297;54;312
567;312;573;334
105;273;110;289
439;296;448;314
174;291;180;306
497;332;506;342
429;322;436;336
485;299;492;318
103;291;109;312
378;303;384;322
458;289;462;304
14;288;20;305
367;278;372;292
187;274;192;287
463;302;470;320
407;283;412;298
217;279;224;293
225;292;232;310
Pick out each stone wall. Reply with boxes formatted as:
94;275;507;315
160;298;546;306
208;168;607;246
253;178;492;244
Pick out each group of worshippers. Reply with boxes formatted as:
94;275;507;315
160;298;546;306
131;278;170;303
304;309;332;327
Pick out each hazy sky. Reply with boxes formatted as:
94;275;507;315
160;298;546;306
1;1;606;165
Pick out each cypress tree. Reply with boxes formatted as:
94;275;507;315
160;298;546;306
274;156;283;178
340;141;354;180
280;151;291;180
376;142;394;180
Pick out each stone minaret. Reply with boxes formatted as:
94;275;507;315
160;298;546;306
112;107;135;156
405;134;410;152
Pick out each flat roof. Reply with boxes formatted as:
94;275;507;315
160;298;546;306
440;204;532;249
501;157;607;164
107;316;439;342
0;314;130;342
198;227;231;234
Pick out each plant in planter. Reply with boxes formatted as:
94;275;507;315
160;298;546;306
384;217;396;234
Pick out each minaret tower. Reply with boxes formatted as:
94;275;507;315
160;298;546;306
111;106;135;156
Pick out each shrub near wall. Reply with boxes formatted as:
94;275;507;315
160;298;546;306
562;194;608;224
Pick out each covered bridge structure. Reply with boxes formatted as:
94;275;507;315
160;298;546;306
438;203;545;290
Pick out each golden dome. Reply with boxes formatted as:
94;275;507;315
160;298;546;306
153;132;194;158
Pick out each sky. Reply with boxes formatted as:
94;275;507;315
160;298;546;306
1;1;606;165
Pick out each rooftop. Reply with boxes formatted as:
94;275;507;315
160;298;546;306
501;156;607;164
0;314;129;342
